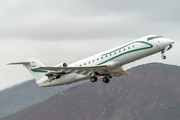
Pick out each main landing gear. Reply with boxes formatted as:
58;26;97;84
102;77;109;83
90;73;112;83
90;72;98;82
102;73;112;83
90;77;97;82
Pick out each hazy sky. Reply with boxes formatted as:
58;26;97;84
1;0;180;90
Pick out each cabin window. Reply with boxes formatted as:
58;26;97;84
110;54;111;56
119;50;121;53
97;58;99;61
124;48;125;51
128;47;130;49
101;57;103;59
93;60;94;62
114;52;116;54
132;45;134;48
80;64;81;67
84;63;86;65
106;55;107;57
89;61;90;64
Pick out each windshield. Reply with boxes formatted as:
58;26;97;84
147;36;163;41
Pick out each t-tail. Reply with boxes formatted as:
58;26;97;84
8;58;47;83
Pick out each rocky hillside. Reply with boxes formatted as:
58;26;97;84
0;79;83;118
1;63;180;120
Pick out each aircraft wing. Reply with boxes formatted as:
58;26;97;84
108;66;130;77
36;65;130;77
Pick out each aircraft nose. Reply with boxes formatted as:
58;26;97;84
162;39;174;51
169;39;174;45
165;39;174;46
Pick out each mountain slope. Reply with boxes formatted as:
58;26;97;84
2;63;180;120
0;79;83;118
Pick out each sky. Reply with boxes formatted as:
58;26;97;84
1;0;180;90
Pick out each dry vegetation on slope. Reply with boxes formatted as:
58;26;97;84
2;63;180;120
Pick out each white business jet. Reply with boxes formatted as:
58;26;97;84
8;35;174;87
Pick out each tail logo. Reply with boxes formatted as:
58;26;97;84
32;65;36;67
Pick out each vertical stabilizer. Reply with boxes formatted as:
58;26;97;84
25;58;46;81
8;58;47;81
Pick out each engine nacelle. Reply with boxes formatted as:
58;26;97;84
54;62;68;67
45;62;68;77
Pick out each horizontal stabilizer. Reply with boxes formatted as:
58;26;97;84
7;62;30;65
7;58;46;81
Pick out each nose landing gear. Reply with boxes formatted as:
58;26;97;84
161;55;166;59
161;50;166;59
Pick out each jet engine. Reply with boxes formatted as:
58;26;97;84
45;62;68;81
54;62;68;67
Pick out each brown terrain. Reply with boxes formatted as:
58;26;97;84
1;63;180;120
0;79;81;118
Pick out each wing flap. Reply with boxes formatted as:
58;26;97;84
109;66;130;77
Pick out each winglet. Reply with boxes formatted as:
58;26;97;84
7;62;30;65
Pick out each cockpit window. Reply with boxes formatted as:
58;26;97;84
147;36;163;41
147;37;155;41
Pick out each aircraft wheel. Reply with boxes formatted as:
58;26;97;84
102;77;109;83
161;55;166;59
91;77;97;82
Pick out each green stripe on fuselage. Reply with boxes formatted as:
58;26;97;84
103;41;153;55
97;41;153;65
31;69;48;73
